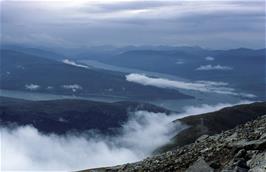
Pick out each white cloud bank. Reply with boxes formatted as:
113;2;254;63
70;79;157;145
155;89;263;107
126;73;256;98
176;59;185;64
62;84;83;92
0;111;182;171
205;56;215;61
63;59;89;69
0;101;253;171
196;64;233;71
25;84;40;90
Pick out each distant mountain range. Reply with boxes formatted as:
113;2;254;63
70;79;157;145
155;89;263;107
0;44;66;60
1;45;264;100
0;49;191;100
77;47;265;99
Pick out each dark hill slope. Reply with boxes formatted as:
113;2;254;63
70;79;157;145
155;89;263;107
0;97;169;134
0;44;66;60
158;102;266;152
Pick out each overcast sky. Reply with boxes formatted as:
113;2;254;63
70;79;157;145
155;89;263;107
1;0;265;49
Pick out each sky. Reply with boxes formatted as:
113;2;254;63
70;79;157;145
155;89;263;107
0;0;265;49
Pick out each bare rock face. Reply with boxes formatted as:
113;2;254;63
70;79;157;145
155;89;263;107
247;152;266;172
82;115;266;172
185;158;214;172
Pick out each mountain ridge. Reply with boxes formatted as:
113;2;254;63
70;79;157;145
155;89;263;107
0;49;192;100
0;97;171;134
157;102;266;153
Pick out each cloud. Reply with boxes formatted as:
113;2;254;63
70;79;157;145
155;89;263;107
25;84;40;90
0;111;184;171
196;64;233;71
1;0;265;48
62;84;83;92
46;86;54;90
82;1;168;14
62;59;89;69
126;73;256;98
176;59;185;64
205;56;215;61
0;101;254;171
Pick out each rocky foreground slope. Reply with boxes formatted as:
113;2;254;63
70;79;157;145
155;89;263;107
83;115;266;172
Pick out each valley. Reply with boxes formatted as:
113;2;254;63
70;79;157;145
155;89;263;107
1;1;265;171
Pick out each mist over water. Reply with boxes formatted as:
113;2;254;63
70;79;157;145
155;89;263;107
0;101;252;171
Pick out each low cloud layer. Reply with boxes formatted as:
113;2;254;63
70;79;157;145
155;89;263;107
126;73;256;98
62;59;89;69
196;65;233;71
205;56;215;61
1;111;182;171
0;101;252;171
62;84;83;92
25;84;40;90
176;59;185;64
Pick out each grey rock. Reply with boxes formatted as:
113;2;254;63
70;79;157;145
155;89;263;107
209;160;221;169
196;134;209;142
234;166;249;172
186;158;214;172
235;149;246;158
225;133;238;142
248;152;266;172
232;139;266;150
